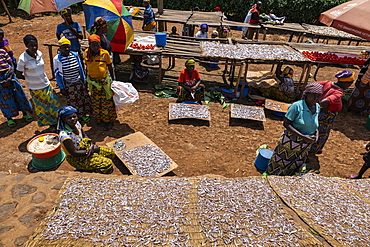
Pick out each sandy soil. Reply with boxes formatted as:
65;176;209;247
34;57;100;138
0;13;370;180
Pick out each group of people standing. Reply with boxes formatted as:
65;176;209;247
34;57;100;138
266;60;370;177
0;8;118;131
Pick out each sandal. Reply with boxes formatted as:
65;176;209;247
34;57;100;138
346;174;361;179
80;116;91;123
7;119;16;127
316;150;323;154
22;114;33;122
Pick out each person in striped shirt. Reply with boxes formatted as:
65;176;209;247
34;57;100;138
53;38;92;123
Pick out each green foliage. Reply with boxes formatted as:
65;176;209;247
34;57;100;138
124;0;350;24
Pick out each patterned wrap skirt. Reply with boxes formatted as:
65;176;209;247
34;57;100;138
66;138;115;174
64;79;93;118
310;111;338;154
90;78;117;123
348;80;370;114
0;72;32;119
176;84;205;102
30;85;60;127
266;130;313;176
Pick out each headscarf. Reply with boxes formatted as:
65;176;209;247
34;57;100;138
89;17;107;34
57;106;77;131
185;59;195;66
335;70;355;82
200;24;208;32
282;66;293;78
60;7;72;16
23;34;37;46
301;82;323;99
87;34;101;62
88;34;101;43
58;37;71;46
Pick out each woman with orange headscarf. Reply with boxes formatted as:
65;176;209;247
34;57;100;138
84;34;116;131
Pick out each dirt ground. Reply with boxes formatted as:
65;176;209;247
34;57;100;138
0;13;370;179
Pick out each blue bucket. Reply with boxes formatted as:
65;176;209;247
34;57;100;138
254;149;273;171
237;87;249;97
182;101;200;105
31;150;66;170
154;33;167;46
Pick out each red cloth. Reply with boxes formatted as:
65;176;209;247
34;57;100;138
249;7;260;25
317;80;344;112
178;68;200;87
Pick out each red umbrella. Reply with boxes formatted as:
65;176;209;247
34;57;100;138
319;0;370;40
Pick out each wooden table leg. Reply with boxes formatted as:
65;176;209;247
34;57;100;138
263;27;267;41
296;64;307;95
302;64;311;89
158;55;163;84
48;45;55;80
337;39;342;45
313;63;321;81
167;56;172;70
234;62;244;91
288;32;294;42
348;39;352;46
230;59;236;85
238;63;249;99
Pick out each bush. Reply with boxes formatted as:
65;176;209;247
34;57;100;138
124;0;350;24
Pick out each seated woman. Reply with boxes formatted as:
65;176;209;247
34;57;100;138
57;106;115;174
176;59;205;103
259;62;296;103
129;55;149;84
266;82;323;176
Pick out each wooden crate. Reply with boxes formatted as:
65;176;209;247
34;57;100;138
106;132;178;177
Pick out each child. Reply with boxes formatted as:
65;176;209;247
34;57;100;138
16;35;61;129
84;34;116;131
347;142;370;179
0;29;16;67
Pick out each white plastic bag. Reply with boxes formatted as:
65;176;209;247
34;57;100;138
111;81;139;111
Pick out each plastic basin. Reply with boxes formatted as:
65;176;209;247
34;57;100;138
27;133;61;159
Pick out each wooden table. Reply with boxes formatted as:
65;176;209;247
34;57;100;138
106;132;178;177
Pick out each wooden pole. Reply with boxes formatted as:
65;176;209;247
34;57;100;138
158;0;163;14
0;0;12;23
238;63;249;99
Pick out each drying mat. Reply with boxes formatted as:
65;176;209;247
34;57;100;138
230;104;266;121
268;174;370;247
265;99;291;113
25;177;321;246
169;103;211;121
106;132;178;177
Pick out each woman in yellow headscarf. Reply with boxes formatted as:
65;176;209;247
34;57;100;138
176;59;205;103
53;37;92;123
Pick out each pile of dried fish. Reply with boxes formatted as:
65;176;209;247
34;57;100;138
195;178;317;246
302;24;363;40
119;144;171;176
170;103;210;119
201;42;309;61
40;178;193;246
231;104;265;120
269;174;370;246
